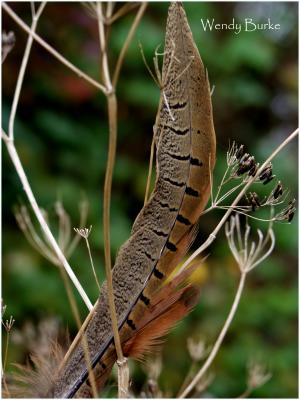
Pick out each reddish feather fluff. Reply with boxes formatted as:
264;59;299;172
84;264;201;394
123;262;200;359
124;284;200;360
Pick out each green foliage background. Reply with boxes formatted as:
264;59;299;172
2;2;298;398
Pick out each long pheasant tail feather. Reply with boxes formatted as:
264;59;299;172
49;3;216;398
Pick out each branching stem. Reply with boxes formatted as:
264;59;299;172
2;2;92;310
179;271;247;398
176;128;298;276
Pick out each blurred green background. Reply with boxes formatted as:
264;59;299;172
2;2;298;398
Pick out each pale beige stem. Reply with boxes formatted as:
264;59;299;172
85;237;101;292
179;271;247;398
8;2;46;141
2;2;107;94
3;136;93;310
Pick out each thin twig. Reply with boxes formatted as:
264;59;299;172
144;133;155;205
108;3;139;25
85;236;101;292
8;2;46;140
58;300;98;372
3;331;10;372
176;128;299;277
179;271;247;398
112;2;148;87
2;2;107;94
59;268;98;398
96;3;128;397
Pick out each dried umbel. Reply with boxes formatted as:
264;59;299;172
259;163;274;185
2;31;15;62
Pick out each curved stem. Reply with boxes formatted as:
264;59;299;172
8;2;46;140
179;271;247;398
3;136;92;310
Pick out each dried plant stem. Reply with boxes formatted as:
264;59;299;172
96;3;128;397
2;136;92;310
179;271;247;398
108;2;139;25
2;2;107;94
112;2;148;86
238;387;252;398
85;237;101;292
59;268;98;398
58;300;98;372
8;2;46;141
144;134;155;205
3;331;10;372
177;361;196;395
176;128;299;277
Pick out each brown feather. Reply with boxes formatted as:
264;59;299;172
5;341;64;398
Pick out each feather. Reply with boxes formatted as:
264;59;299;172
5;341;64;398
50;3;216;397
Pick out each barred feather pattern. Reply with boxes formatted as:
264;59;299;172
48;2;215;398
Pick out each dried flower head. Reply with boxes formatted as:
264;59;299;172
259;163;275;185
74;225;92;239
247;359;272;390
226;142;259;182
2;315;15;332
225;214;275;273
143;354;162;381
187;337;210;362
2;300;7;318
227;141;241;166
236;144;245;160
2;31;15;62
246;192;261;212
273;181;283;200
275;198;296;223
14;199;89;266
237;154;256;176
